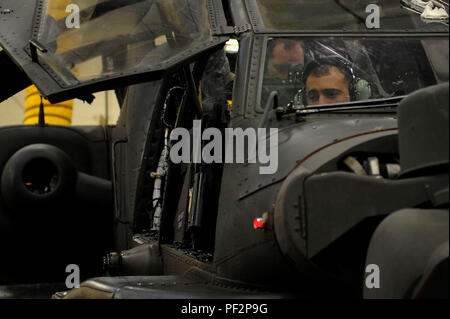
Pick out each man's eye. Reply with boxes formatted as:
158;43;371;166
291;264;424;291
307;90;319;102
323;89;342;99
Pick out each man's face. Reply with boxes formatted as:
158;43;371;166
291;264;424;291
306;66;351;105
268;40;305;80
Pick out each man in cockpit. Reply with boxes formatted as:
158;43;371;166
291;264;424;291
266;38;306;81
262;38;307;106
304;61;353;106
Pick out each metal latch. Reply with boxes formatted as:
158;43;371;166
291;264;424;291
29;39;48;63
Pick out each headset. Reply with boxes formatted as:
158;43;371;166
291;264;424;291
296;58;372;106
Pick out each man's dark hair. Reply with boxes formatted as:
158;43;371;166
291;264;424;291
302;59;357;103
267;38;304;59
308;64;352;86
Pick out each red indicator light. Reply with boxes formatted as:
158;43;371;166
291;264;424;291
253;217;264;229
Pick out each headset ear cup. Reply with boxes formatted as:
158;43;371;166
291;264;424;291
354;78;372;101
301;59;372;105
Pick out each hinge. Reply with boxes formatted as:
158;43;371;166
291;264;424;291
215;24;252;36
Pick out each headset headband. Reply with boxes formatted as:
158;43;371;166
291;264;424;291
302;58;356;84
301;58;360;103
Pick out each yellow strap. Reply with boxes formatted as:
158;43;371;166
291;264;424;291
24;86;73;126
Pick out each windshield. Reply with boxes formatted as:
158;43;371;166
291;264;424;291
261;36;449;110
36;0;212;84
255;0;449;32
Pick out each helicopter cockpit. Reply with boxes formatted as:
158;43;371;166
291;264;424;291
261;37;449;110
36;0;212;83
255;0;449;119
0;0;448;300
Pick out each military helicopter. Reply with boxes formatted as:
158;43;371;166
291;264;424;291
0;0;448;299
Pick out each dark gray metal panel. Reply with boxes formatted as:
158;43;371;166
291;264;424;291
273;131;397;265
213;129;400;290
214;121;398;286
111;81;163;250
0;1;60;98
214;176;303;288
229;33;253;119
209;0;231;35
305;173;449;258
0;0;229;103
238;118;397;199
398;83;449;177
364;208;449;299
244;0;265;34
247;35;266;115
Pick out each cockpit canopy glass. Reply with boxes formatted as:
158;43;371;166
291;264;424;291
255;0;449;32
261;37;449;108
36;0;212;84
